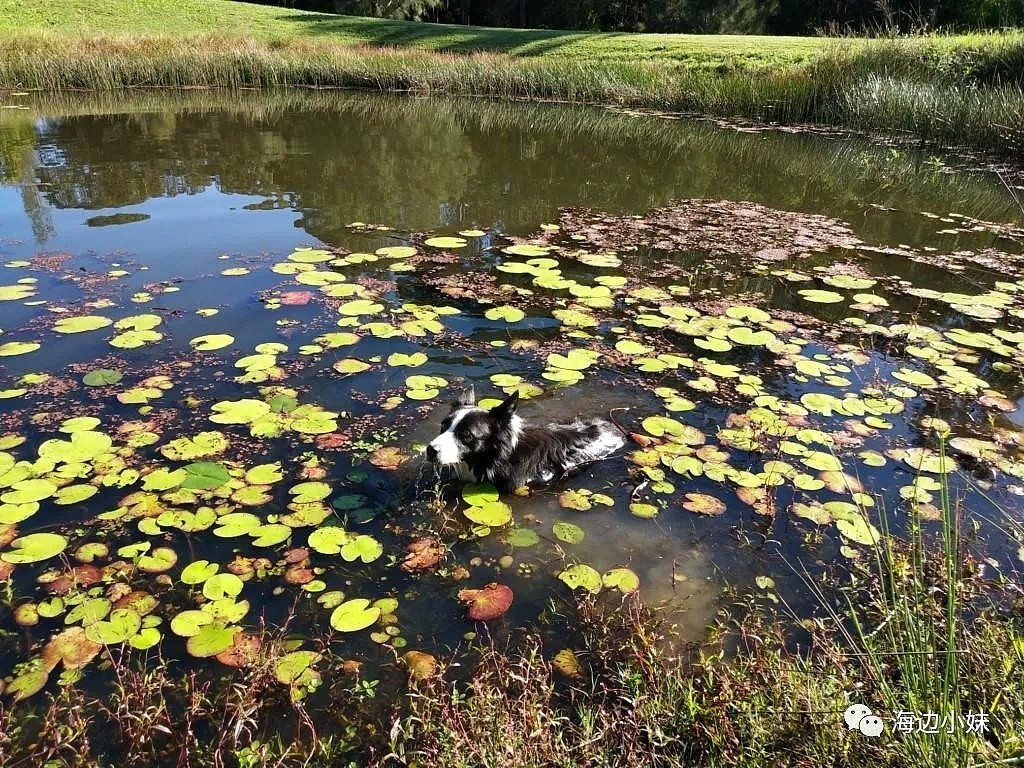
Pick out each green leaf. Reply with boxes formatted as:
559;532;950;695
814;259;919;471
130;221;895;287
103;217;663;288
602;568;640;593
181;560;219;585
308;526;352;555
170;610;213;637
203;573;244;601
83;368;123;386
250;524;292;547
552;521;584;544
461;483;499;506
340;534;384;563
179;461;230;490
463;501;512;527
484;305;525;323
53;315;112;334
190;334;235;351
504;528;540;547
425;236;468;249
2;532;68;564
330;598;381;632
84;608;142;645
275;650;321;685
558;564;602;594
186;623;239;658
209;399;272;425
798;289;845;304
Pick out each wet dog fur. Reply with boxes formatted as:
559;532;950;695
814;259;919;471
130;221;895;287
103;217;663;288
425;386;625;492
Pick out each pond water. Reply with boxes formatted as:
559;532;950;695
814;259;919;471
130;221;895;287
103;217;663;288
1;89;1023;707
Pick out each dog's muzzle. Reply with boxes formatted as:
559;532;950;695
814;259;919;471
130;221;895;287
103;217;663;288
425;444;438;461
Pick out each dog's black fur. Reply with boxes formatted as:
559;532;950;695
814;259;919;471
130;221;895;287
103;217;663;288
425;386;625;492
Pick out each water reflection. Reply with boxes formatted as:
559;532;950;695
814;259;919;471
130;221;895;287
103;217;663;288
1;89;1020;251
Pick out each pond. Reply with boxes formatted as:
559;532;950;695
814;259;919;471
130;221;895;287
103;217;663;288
1;88;1023;711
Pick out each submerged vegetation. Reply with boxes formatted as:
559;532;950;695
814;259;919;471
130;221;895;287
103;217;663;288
0;0;1023;153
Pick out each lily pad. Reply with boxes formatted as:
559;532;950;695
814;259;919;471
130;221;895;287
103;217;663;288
330;598;381;632
457;583;514;621
558;564;602;594
552;521;584;544
186;623;239;658
2;532;68;564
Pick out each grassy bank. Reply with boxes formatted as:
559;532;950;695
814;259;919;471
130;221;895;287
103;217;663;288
0;1;1023;154
2;518;1021;767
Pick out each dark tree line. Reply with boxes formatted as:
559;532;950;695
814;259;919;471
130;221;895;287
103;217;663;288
246;0;1024;33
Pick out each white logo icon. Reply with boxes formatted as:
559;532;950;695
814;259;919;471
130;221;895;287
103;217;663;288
844;704;884;737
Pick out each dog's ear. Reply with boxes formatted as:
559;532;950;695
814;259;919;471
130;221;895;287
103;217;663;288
452;385;476;409
490;391;519;421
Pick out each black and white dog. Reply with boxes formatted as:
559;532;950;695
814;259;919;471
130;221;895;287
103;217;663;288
425;386;625;492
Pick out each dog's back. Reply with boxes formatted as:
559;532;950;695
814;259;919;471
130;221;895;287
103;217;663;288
427;387;624;492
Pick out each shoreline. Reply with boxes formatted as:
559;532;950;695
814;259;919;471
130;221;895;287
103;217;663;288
1;29;1022;155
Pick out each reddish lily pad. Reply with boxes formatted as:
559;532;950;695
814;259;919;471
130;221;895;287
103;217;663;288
457;583;513;621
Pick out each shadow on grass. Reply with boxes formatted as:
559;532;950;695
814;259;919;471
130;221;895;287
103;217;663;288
273;12;625;57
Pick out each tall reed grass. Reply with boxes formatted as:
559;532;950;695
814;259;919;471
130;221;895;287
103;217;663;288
0;31;1021;154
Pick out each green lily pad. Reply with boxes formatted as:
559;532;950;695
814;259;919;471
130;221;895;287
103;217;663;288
2;532;68;564
330;598;381;632
2;478;58;505
835;516;881;546
190;334;235;351
213;512;262;538
485;306;526;323
210;399;272;425
203;573;244;601
505;528;540;547
802;452;843;472
340;534;384;563
798;289;845;304
602;568;640;593
6;662;49;702
558;489;592;511
425;236;467;249
552;521;584;544
176;462;229;490
171;610;213;637
250;523;292;547
339;299;385;316
54;484;98;505
464;501;512;527
0;341;41;357
334;358;371;375
85;608;142;645
187;623;239;658
547;349;597;371
181;560;220;585
558;564;602;594
308;526;352;555
462;483;499;506
137;547;178;573
274;650;321;685
53;315;113;334
387;352;428;368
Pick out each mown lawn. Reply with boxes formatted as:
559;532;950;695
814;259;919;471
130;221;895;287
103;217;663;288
0;0;841;71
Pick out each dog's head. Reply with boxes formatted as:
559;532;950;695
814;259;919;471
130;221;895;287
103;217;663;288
425;386;520;468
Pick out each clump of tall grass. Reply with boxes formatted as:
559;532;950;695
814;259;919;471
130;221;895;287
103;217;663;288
1;30;1022;154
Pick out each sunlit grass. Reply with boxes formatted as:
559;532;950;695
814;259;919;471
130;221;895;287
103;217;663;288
2;30;1020;154
1;1;1023;152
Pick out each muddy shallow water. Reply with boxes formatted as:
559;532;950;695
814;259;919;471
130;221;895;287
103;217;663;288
1;88;1023;706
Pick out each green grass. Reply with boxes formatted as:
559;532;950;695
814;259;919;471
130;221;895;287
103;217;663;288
0;0;832;71
0;1;1022;152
